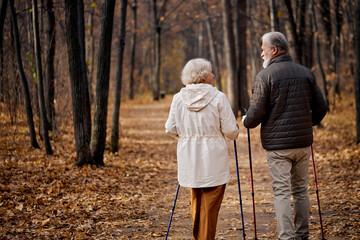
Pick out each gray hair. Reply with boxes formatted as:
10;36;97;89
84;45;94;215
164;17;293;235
181;58;212;85
262;32;289;52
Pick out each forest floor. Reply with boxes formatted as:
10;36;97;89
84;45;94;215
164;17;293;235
0;95;359;239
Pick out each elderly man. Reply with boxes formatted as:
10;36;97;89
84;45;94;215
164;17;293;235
243;32;328;240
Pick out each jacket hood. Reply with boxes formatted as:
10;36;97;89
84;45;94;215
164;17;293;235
179;84;219;112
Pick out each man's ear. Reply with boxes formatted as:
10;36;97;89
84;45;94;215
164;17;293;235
271;46;279;55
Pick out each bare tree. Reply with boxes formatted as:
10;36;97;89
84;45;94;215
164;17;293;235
269;0;279;31
129;0;137;100
234;0;249;115
9;0;39;149
333;0;343;97
199;0;222;91
65;0;92;166
90;0;116;166
355;0;360;143
222;0;238;118
311;0;328;105
24;0;39;121
44;0;56;131
319;0;332;67
77;0;87;93
298;0;306;65
110;0;128;153
247;0;258;80
152;0;168;100
303;1;314;69
284;0;301;63
32;0;53;155
86;1;96;104
0;0;7;79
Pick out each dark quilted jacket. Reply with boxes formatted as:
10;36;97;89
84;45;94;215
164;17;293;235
243;54;328;150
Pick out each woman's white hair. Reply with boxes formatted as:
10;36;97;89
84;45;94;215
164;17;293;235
181;58;212;85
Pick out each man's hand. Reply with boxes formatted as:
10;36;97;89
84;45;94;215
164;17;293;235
242;115;247;124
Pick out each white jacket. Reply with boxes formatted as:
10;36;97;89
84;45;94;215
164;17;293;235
165;84;239;188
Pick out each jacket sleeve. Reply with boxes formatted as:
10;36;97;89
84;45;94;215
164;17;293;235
243;74;269;128
165;94;179;138
311;76;328;126
219;93;239;140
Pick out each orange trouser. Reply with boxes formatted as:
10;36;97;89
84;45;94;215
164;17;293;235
190;184;226;240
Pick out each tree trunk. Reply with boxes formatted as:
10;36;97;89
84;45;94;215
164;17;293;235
153;42;160;100
319;0;332;68
8;29;20;126
334;0;342;97
152;0;168;101
269;0;278;31
90;0;116;166
44;0;56;132
345;2;355;65
0;0;7;80
355;0;360;143
0;0;6;102
284;0;301;63
25;0;33;46
304;1;314;68
298;0;306;65
110;0;127;153
39;0;43;41
77;0;87;93
129;0;137;100
199;0;222;91
319;0;331;43
9;0;39;149
222;0;238;118
247;0;257;80
311;0;328;105
32;0;53;155
153;1;160;100
86;2;95;104
64;0;92;166
153;32;161;100
24;0;39;122
235;0;249;115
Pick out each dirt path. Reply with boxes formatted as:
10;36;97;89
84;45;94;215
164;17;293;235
1;96;357;239
114;96;276;239
117;96;342;239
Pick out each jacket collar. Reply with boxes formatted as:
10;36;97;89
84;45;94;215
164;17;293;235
268;54;292;67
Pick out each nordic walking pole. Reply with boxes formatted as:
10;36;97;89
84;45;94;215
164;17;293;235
234;140;246;239
247;128;258;240
165;184;180;240
310;145;326;240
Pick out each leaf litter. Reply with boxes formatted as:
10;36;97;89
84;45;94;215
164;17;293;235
0;96;359;239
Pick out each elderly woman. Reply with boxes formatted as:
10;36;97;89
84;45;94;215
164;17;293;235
165;58;239;239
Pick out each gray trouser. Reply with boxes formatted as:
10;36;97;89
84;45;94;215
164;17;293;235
267;147;310;240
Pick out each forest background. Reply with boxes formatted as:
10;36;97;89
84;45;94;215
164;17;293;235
0;0;359;239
